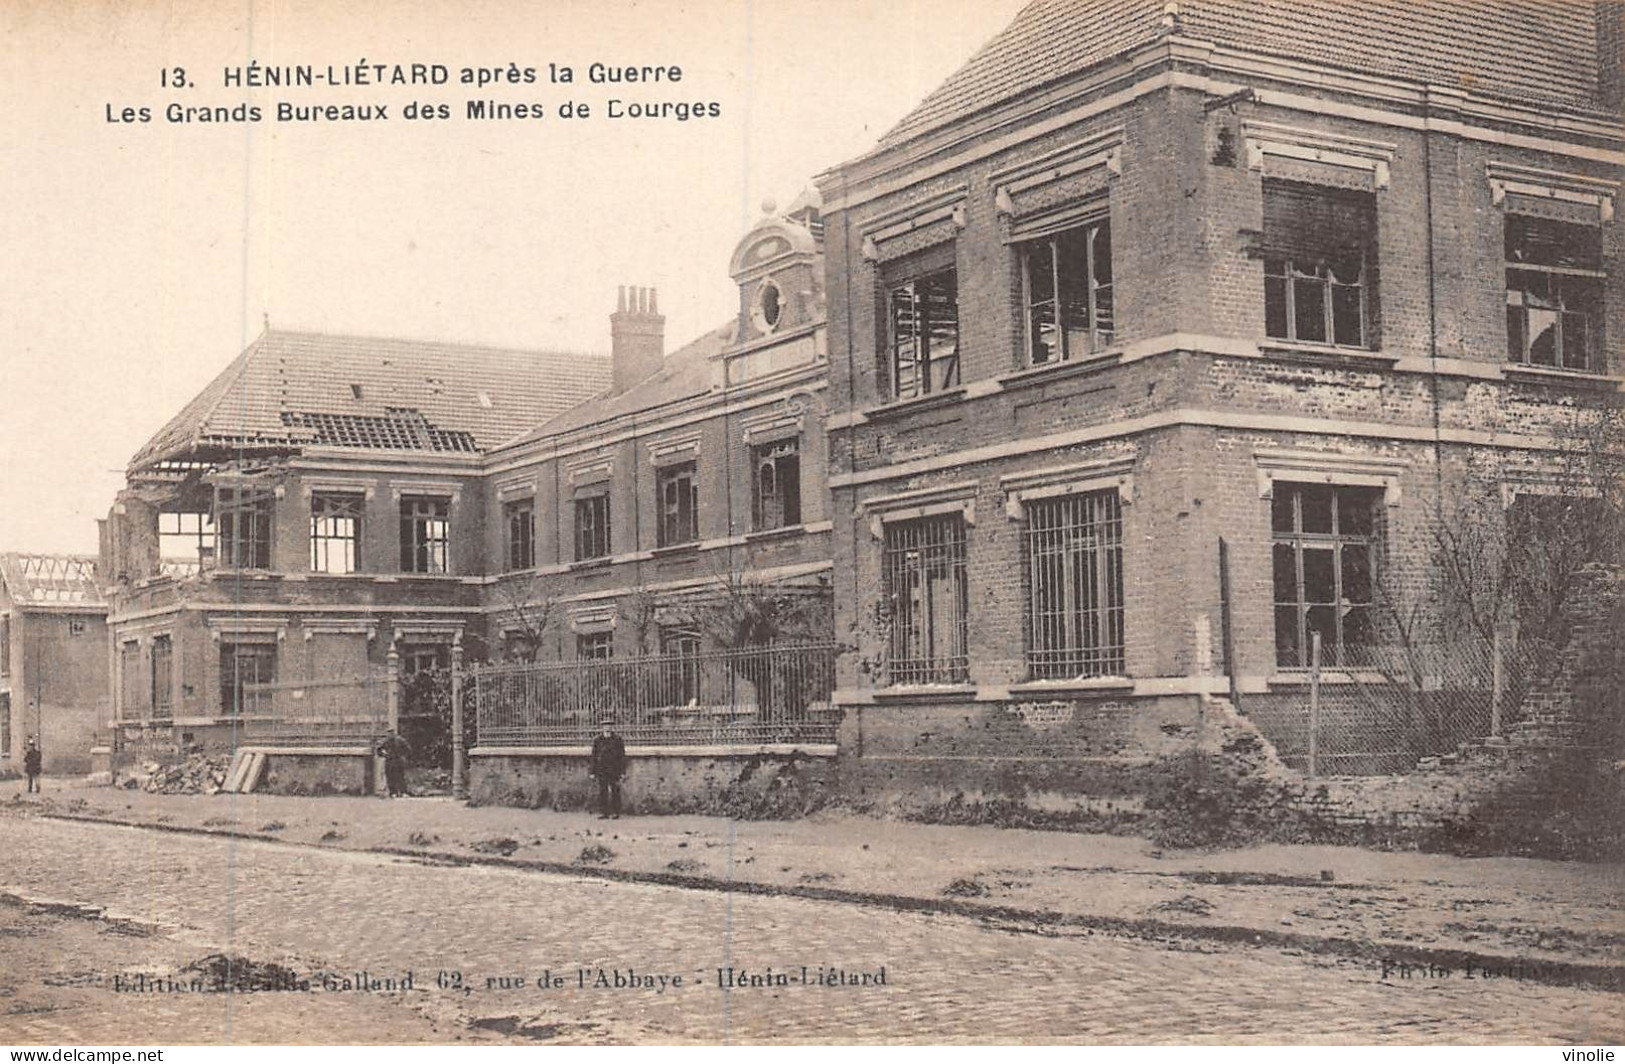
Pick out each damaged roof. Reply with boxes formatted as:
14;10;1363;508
129;329;612;471
500;322;737;448
0;554;105;609
877;0;1610;152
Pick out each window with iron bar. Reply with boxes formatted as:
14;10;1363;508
656;461;699;547
504;498;535;572
752;439;802;531
1505;215;1604;372
885;268;960;400
1262;181;1376;349
1024;491;1125;679
1021;218;1114;366
220;642;275;717
1272;483;1379;668
575;492;611;561
399;495;450;573
882;513;969;685
150;634;173;721
310;492;363;574
215;488;273;570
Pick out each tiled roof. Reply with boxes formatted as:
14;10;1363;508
0;554;105;608
878;0;1608;151
501;322;736;448
129;329;612;471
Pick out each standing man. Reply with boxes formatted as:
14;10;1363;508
375;730;410;798
590;717;626;819
22;738;41;794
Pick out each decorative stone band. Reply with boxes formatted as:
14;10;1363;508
858;480;978;539
205;618;289;643
647;434;702;465
859;185;968;264
568;604;617;634
1486;161;1616;225
494;477;536;500
391;620;465;645
388;481;460;502
301;619;379;642
567;457;614;487
1253;446;1407;505
992;126;1123;228
1243;120;1395;192
1000;454;1136;518
300;478;375;500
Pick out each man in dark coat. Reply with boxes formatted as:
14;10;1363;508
590;718;626;819
22;738;41;794
376;731;410;797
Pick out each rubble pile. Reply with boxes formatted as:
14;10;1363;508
130;753;232;794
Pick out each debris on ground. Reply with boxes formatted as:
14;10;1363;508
132;755;231;795
576;844;615;865
471;837;519;856
1150;894;1216;916
942;877;990;898
666;857;703;873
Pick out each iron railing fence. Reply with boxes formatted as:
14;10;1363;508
233;671;394;748
473;642;840;748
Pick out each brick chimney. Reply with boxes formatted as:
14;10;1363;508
610;285;664;395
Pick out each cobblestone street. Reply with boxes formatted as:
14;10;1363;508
0;815;1619;1044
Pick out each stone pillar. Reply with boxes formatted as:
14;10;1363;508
451;637;467;801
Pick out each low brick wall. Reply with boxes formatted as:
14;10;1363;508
259;752;374;797
832;693;1207;828
468;745;839;816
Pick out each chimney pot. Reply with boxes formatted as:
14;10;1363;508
610;282;665;394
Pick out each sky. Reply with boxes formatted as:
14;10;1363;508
0;0;1028;555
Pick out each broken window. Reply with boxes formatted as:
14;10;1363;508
150;635;173;721
1021;217;1114;365
656;461;699;547
1505;215;1604;372
504;498;535;572
216;488;274;569
882;513;969;684
884;262;960;400
310;492;363;574
220;642;275;717
1025;490;1125;679
399;644;449;676
399;495;450;573
752;439;802;531
159;510;216;568
1272;483;1380;668
575;491;611;561
120;642;142;720
1262;181;1376;348
577;631;614;661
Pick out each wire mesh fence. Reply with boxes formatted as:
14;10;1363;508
472;642;840;748
1244;635;1548;775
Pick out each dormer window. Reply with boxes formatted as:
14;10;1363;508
752;278;784;334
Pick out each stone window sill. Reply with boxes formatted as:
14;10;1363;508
1259;341;1396;366
1503;364;1622;390
997;351;1122;392
871;683;978;703
863;387;968;422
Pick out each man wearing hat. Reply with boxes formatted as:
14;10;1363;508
22;738;41;794
589;717;626;819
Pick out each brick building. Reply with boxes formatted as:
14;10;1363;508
101;331;611;755
815;0;1622;792
100;196;832;772
0;554;109;773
